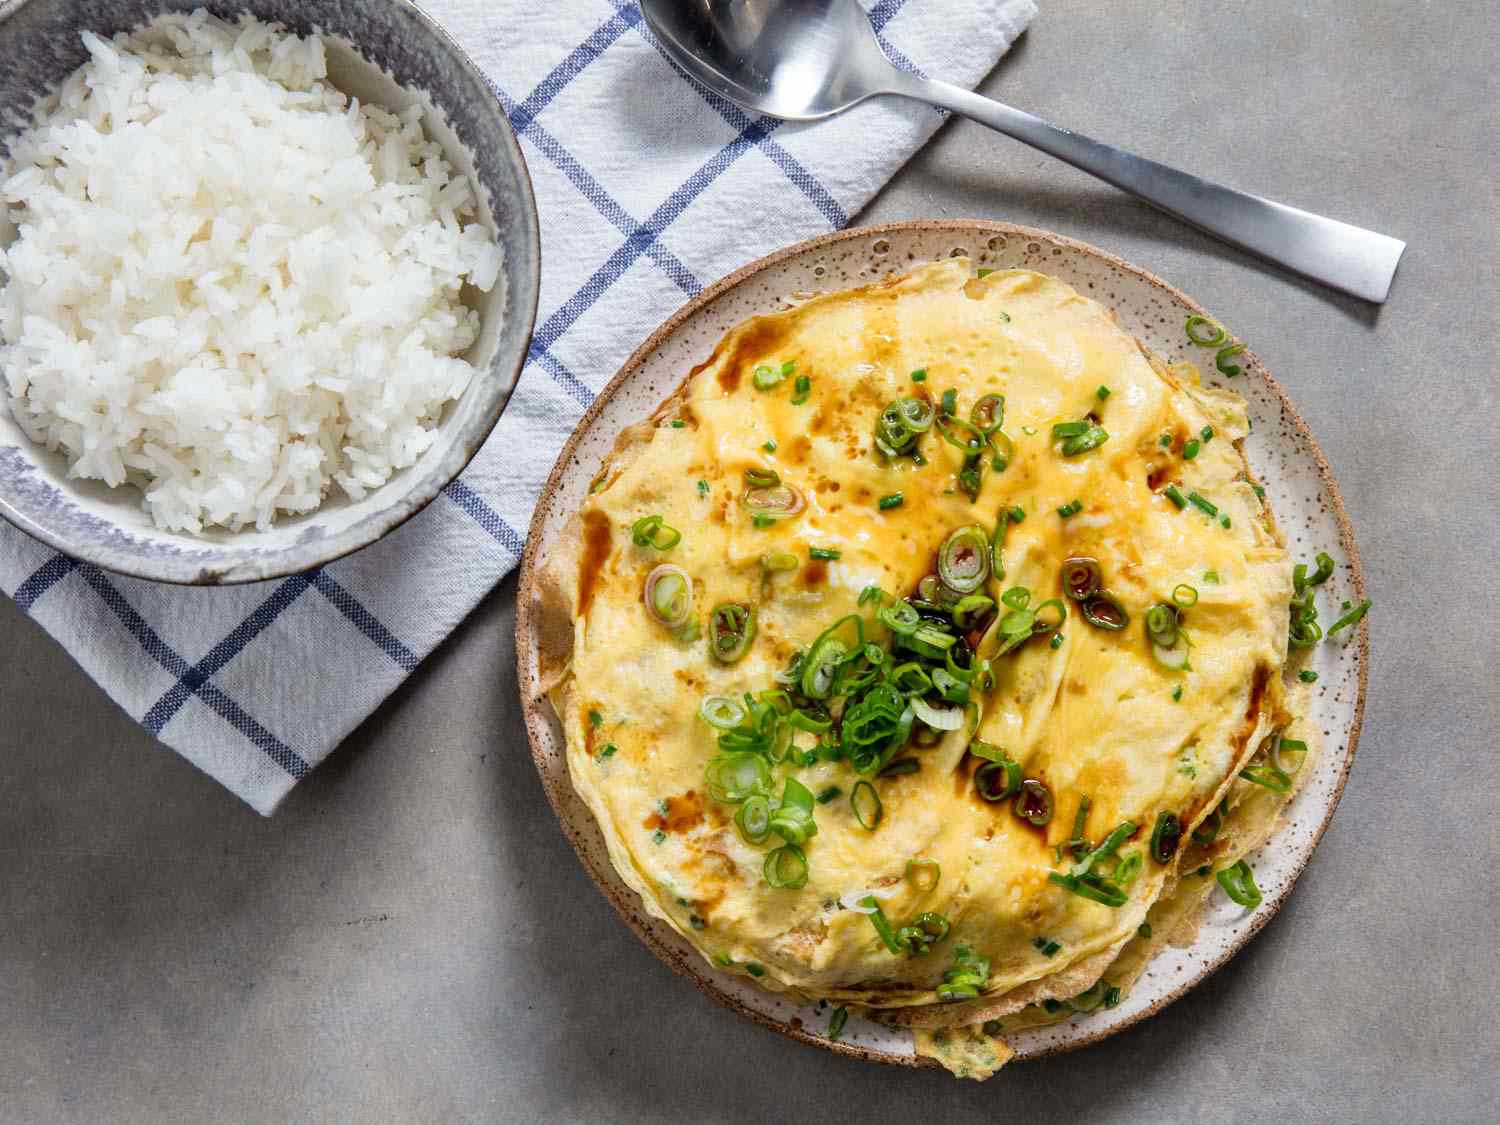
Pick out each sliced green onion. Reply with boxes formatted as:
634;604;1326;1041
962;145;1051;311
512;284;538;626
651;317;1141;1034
1014;779;1054;826
1062;557;1103;601
588;709;603;728
1200;425;1214;443
768;777;818;845
828;1006;848;1041
1081;592;1129;630
744;467;780;489
753;363;788;391
878;492;904;510
736;795;772;843
861;897;902;954
670;419;686;428
631;514;681;550
598;743;618;759
1146;603;1180;647
809;546;842;561
745;962;766;977
939;525;991;593
878;757;920;778
1193;804;1224;844
699;695;747;729
1163;484;1188;509
1067;981;1107;1012
851;780;883;831
1187;491;1218;518
1239;763;1292;793
791;374;812;404
907;858;941;893
910;368;928;382
937;945;991;1001
878;602;921;636
816;785;842;804
697;479;710;498
1327;598;1371;636
1185;315;1228;347
708;602;756;663
1182;438;1201;461
1051;420;1089;440
1149;811;1182;864
911;696;963;731
971;394;1005;434
1216;860;1262;908
896;912;951;956
762;439;777;453
1113;850;1143;887
1058;499;1083;518
1215;342;1246;376
1097;385;1111;400
741;481;805;521
764;843;809;889
975;757;1022;802
1047;870;1127;907
1071;820;1135;878
1273;736;1309;775
643;564;693;628
1172;583;1199;608
1299;669;1318;683
704;752;770;803
1033;936;1061;957
1062;426;1110;456
940;389;958;417
760;551;799;572
1138;923;1153;940
1104;985;1122;1008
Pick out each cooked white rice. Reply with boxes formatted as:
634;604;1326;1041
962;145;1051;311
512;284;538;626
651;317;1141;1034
0;10;503;534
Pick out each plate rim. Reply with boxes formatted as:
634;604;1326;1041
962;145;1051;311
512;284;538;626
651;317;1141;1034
514;219;1369;1069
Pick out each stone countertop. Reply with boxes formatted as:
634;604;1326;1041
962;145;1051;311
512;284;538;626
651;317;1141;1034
3;1;1496;1120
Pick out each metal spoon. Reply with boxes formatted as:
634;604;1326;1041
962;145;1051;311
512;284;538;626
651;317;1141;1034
641;0;1405;303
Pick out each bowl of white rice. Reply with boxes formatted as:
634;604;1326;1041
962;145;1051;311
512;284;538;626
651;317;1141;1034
0;1;539;583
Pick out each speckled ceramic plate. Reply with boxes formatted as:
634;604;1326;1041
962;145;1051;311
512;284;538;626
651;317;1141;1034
515;221;1368;1068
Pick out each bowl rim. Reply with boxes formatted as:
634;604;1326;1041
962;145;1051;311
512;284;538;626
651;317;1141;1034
0;0;541;585
513;218;1370;1069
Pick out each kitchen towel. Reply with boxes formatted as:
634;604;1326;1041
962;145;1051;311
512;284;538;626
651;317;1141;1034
0;0;1038;813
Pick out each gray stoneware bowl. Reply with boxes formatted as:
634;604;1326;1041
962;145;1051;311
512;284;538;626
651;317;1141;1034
0;0;540;584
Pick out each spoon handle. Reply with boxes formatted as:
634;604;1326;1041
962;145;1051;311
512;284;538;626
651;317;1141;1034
906;77;1404;303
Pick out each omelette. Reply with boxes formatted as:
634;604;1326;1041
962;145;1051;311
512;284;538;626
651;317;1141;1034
534;260;1312;1075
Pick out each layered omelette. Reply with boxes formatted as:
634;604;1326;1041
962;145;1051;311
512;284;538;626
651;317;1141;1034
534;260;1318;1077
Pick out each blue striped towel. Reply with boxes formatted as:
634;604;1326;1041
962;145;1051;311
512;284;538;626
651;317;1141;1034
0;0;1037;813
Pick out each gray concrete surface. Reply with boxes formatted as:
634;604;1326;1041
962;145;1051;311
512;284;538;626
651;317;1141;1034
3;1;1497;1121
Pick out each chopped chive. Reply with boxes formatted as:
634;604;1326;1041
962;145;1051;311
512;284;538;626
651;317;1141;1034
1008;505;1026;523
1032;936;1061;957
1252;483;1266;499
791;375;812;404
878;493;904;511
976;268;995;278
697;479;709;498
1137;923;1152;939
809;547;842;560
1159;433;1173;447
745;963;766;978
1104;986;1122;1008
1203;569;1220;583
911;368;928;382
689;914;705;930
1057;499;1083;518
1096;385;1111;400
1050;633;1064;650
651;829;666;844
669;419;685;428
1182;439;1201;460
816;785;843;804
1200;425;1214;442
1299;669;1318;683
1171;685;1183;702
998;311;1012;323
1220;514;1232;529
941;389;958;416
599;743;618;758
1187;491;1218;517
752;514;776;529
763;439;777;453
588;709;603;728
1164;484;1188;509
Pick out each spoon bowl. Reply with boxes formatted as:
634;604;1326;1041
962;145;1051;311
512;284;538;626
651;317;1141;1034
641;0;1405;303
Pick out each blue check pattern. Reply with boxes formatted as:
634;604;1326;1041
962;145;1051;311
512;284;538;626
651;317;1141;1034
0;0;1036;813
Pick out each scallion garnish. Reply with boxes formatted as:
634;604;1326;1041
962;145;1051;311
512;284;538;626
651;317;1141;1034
936;945;991;1001
1327;598;1371;636
708;602;756;663
911;368;927;382
1149;811;1182;864
809;546;841;561
1097;385;1111;400
1216;860;1262;908
878;492;904;510
752;361;792;391
1058;499;1083;518
697;479;709;498
1186;491;1218;517
851;780;882;831
1138;923;1152;939
1033;936;1061;957
828;1006;849;1041
588;709;603;728
1182;438;1201;460
763;439;777;453
1171;684;1183;702
816;785;842;804
1215;342;1246;376
791;374;812;404
669;419;685;428
745;962;766;977
763;843;809;889
1163;484;1187;509
598;743;617;759
907;858;941;892
1185;315;1228;348
631;514;682;550
1299;669;1318;683
1200;425;1214;442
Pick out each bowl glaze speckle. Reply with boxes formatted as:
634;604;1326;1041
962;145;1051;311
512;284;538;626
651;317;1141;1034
0;0;540;584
